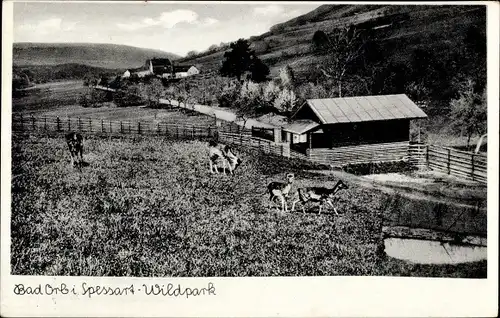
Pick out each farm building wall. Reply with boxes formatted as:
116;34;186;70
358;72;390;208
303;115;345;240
311;119;410;148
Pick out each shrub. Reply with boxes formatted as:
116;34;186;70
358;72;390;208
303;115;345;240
113;86;144;107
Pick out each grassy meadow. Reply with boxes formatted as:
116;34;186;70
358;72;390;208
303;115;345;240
12;80;87;113
11;132;486;277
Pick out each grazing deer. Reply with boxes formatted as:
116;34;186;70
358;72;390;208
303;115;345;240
208;140;242;175
267;173;295;212
291;180;349;215
65;132;84;168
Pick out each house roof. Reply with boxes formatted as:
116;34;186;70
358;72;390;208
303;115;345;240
174;65;193;72
282;120;320;134
302;94;428;124
150;58;172;66
255;114;320;134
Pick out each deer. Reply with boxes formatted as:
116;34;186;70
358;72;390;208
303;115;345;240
208;140;242;175
65;132;84;168
290;180;349;215
267;173;295;212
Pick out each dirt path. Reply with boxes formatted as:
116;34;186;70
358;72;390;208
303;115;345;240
308;170;486;211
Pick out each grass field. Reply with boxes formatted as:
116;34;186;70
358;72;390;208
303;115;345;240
11;133;486;277
12;80;87;113
22;105;217;127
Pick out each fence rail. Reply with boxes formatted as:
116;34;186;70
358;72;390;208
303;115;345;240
427;145;487;183
306;141;410;166
12;115;487;184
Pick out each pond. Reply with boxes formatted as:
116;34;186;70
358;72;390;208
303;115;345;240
384;237;487;265
381;194;487;265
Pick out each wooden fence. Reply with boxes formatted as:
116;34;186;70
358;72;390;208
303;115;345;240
12;114;220;140
427;145;487;183
306;141;410;166
218;132;289;157
11;115;487;183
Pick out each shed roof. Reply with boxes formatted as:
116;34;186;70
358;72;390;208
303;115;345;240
303;94;427;124
255;114;320;134
149;58;172;66
174;65;193;72
282;120;320;134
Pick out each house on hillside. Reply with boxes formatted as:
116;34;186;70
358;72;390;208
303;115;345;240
122;70;131;78
147;58;173;76
253;94;428;165
174;65;200;78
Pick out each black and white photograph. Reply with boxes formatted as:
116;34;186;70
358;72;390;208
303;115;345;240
1;0;499;316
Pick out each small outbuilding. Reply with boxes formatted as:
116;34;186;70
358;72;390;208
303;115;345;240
290;94;428;165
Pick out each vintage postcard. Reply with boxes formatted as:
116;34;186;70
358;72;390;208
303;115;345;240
1;1;498;317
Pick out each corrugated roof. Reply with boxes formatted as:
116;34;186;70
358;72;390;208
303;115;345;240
255;114;319;134
282;120;320;134
305;94;427;124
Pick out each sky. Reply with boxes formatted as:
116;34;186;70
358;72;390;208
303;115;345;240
13;2;321;56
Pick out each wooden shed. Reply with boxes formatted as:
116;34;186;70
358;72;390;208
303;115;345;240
291;94;428;165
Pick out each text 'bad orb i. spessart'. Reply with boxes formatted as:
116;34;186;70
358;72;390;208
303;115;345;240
13;282;216;298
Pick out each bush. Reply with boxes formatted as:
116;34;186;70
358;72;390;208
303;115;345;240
113;86;144;107
78;88;112;108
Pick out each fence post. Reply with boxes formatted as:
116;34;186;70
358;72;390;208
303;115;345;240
101;119;104;133
56;117;61;132
138;122;141;135
176;126;179;139
89;118;92;132
157;122;160;135
447;148;451;174
129;122;131;134
68;118;71;131
121;121;124;134
471;154;475;181
426;145;429;168
240;133;242;145
78;117;82;131
31;115;35;130
109;121;112;134
44;117;47;131
192;125;195;139
208;126;211;138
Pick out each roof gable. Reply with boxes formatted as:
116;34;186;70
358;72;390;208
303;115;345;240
305;94;427;124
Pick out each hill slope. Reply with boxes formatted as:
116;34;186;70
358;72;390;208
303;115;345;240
13;43;180;69
179;5;485;80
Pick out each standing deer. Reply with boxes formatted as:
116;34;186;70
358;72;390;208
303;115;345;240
291;180;349;215
208;140;242;175
65;132;84;168
267;173;295;212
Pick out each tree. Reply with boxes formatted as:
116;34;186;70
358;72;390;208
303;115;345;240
279;65;295;89
312;30;331;52
220;39;254;81
314;26;366;97
234;80;262;129
139;78;164;108
83;73;98;87
78;87;110;108
186;50;198;58
99;75;110;87
207;44;219;53
273;87;299;119
220;39;270;82
249;57;270;83
113;85;144;107
450;80;487;149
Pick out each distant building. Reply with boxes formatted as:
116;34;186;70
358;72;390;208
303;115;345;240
122;70;131;78
147;58;173;76
174;65;200;78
